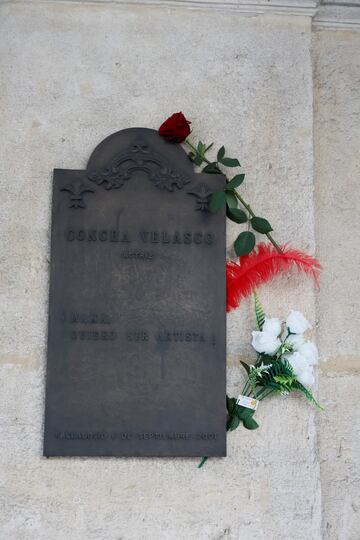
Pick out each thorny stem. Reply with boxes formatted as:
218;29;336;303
198;456;208;468
187;135;282;471
233;192;282;254
184;139;283;254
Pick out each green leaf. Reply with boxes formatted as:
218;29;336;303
226;396;236;415
251;216;273;234
243;417;259;430
226;174;245;189
274;374;296;392
227;208;248;224
219;156;240;168
209;191;226;213
225;190;238;208
227;414;240;432
240;360;250;375
255;358;295;394
217;146;225;161
189;141;207;166
234;231;256;256
236;405;254;420
197;141;206;154
202;162;221;174
254;292;266;331
293;381;323;410
193;154;203;166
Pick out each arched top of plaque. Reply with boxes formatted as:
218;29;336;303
86;128;195;193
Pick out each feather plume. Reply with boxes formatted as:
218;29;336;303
226;243;321;312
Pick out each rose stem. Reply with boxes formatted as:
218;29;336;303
184;139;283;254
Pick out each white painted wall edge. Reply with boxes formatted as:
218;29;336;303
0;0;319;17
1;1;360;28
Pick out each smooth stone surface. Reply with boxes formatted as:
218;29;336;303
313;27;360;540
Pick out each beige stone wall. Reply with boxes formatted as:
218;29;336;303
313;27;360;540
0;1;358;539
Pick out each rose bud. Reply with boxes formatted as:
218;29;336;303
158;112;191;143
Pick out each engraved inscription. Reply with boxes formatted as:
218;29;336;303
139;230;215;245
54;431;218;441
62;311;112;324
121;251;153;260
70;330;117;341
55;431;106;440
61;311;116;341
157;330;206;343
61;319;216;346
64;228;215;246
126;331;149;342
65;229;131;243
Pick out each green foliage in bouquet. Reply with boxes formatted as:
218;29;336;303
198;294;321;468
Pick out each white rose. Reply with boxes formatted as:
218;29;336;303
251;331;281;355
262;317;282;337
297;366;315;387
286;352;306;375
286;333;305;351
286;352;315;387
298;341;319;365
286;310;312;334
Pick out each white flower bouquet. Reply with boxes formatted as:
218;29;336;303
199;294;321;467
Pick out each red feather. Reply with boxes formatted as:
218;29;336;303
226;243;321;312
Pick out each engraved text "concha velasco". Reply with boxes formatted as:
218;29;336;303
65;229;215;245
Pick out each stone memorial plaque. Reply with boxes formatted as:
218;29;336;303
44;128;226;457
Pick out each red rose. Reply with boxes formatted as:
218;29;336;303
158;112;191;143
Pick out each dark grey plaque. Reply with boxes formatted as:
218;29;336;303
44;128;226;457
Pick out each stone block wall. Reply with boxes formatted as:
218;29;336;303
0;1;358;538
